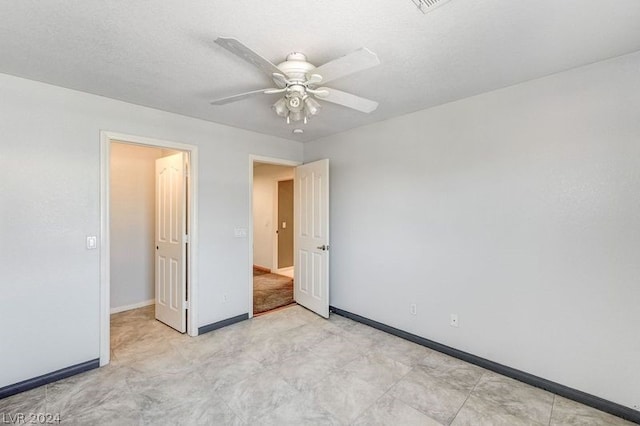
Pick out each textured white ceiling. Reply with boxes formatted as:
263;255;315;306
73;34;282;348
1;1;640;142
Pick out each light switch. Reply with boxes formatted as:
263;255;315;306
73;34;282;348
86;236;97;249
282;222;287;229
234;228;247;238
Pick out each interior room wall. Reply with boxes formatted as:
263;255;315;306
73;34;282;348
110;142;164;312
303;50;640;410
277;180;294;269
252;163;294;270
0;73;302;389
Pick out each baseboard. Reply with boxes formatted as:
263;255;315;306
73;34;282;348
198;313;248;335
252;265;271;273
329;306;640;424
274;266;294;276
110;299;154;314
0;359;99;400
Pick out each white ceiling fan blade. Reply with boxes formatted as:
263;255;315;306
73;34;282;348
307;88;329;96
215;37;285;88
210;89;272;105
272;73;289;86
309;48;380;85
316;87;378;113
263;87;287;95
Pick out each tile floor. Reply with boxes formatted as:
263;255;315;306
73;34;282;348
0;305;634;425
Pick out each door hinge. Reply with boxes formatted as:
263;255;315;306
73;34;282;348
183;300;190;310
183;234;190;244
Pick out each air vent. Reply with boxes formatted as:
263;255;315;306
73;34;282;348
411;0;453;14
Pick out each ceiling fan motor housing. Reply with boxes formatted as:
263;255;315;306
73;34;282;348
277;53;316;82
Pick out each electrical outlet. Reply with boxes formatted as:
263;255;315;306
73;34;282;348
410;304;417;315
450;314;459;327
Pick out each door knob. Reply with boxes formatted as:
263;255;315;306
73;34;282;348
316;244;330;251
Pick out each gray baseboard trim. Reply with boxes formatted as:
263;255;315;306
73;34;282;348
329;306;640;424
198;313;248;335
0;359;99;400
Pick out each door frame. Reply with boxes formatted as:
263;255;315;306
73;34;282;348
100;131;200;366
249;155;301;318
272;177;294;274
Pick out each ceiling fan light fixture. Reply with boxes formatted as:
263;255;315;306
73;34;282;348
287;93;304;112
304;96;322;116
289;110;304;122
272;97;288;117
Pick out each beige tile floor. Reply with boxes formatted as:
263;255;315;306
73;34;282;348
0;304;634;425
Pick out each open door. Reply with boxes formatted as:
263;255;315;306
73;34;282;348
155;152;187;332
294;159;330;318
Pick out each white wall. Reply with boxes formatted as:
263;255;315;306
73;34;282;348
304;51;640;409
0;73;302;388
252;164;294;270
110;143;164;311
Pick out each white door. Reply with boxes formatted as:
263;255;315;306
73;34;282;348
294;159;330;318
155;152;187;332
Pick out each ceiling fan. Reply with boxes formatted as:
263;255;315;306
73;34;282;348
210;37;381;125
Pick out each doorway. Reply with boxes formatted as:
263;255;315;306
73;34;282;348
110;142;168;316
252;162;296;315
249;155;331;320
99;132;199;367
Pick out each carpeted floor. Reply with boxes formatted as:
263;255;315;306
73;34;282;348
253;267;269;276
253;268;294;315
